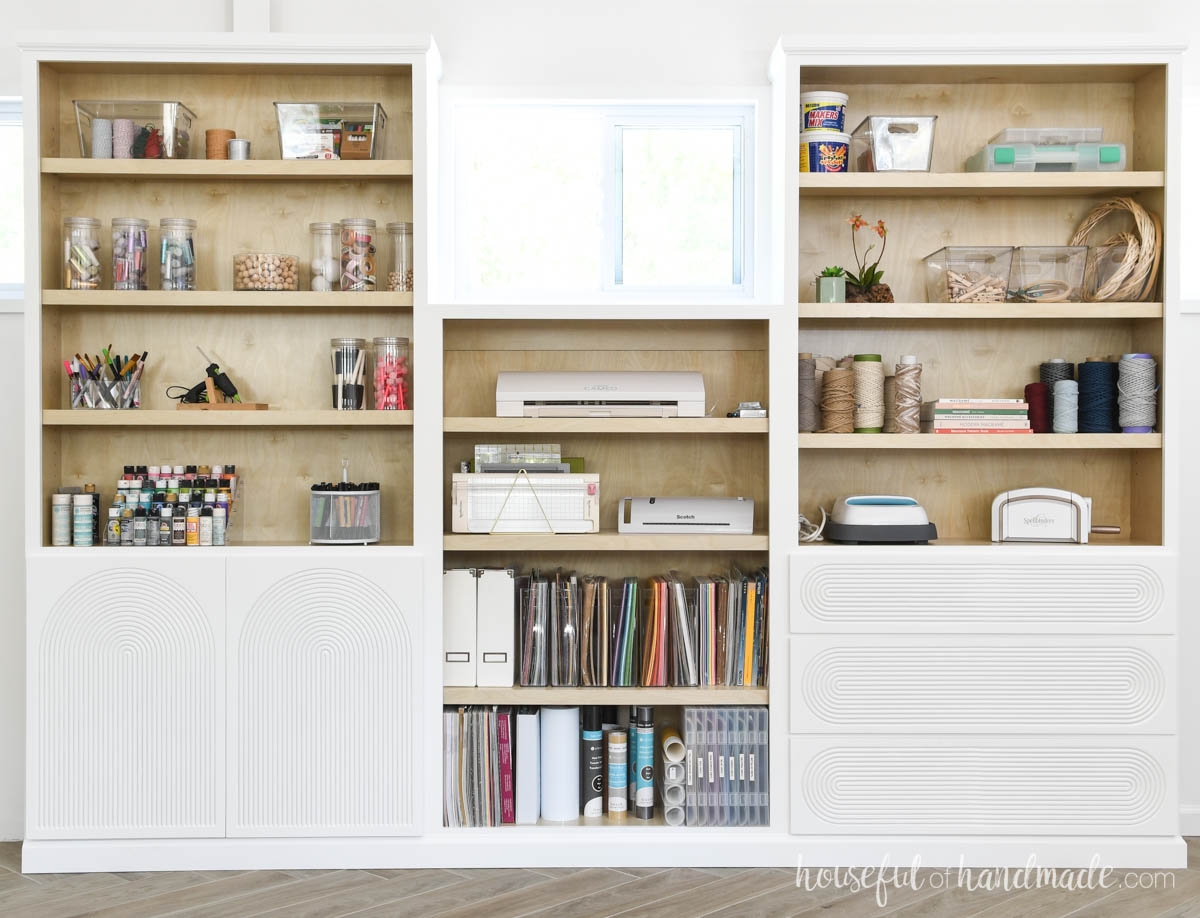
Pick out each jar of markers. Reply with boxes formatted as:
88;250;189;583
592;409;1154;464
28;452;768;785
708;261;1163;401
372;336;409;410
159;217;197;291
111;217;148;290
63;216;101;289
309;221;339;291
339;217;377;291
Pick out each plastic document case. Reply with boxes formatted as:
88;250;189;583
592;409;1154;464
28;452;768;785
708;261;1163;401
683;705;769;827
450;473;600;533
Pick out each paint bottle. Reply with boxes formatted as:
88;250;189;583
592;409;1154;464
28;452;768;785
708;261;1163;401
83;483;100;544
132;507;148;547
581;707;605;818
172;508;187;546
199;507;213;546
213;505;227;546
186;506;200;546
120;507;134;546
634;706;655;819
51;494;72;546
105;507;121;546
607;730;628;818
158;506;172;546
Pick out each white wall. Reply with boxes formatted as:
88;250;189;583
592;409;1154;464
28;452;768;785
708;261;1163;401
1;0;1198;840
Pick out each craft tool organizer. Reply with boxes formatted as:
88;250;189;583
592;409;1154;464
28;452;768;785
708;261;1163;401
18;32;1183;873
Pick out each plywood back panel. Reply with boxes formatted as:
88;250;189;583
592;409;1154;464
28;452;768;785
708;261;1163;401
50;66;413;160
51;178;412;291
52;306;413;410
54;428;412;546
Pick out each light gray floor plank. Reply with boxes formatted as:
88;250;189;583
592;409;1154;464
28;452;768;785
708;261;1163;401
874;880;1016;918
247;869;471;918
1058;871;1200;918
606;866;794;918
337;868;554;918
160;869;392;918
706;869;941;918
965;881;1119;918
519;868;720;918
0;841;23;874
363;868;471;881
6;871;226;918
609;868;668;879
433;867;633;918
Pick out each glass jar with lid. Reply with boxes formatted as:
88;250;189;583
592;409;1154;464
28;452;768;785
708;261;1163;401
309;222;339;291
386;222;413;292
63;217;101;289
339;218;377;291
372;336;410;410
112;217;149;290
160;217;197;291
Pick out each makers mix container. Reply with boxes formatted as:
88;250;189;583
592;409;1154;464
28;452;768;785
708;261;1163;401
850;116;938;172
800;91;848;133
923;246;1014;303
1008;246;1088;303
799;132;850;173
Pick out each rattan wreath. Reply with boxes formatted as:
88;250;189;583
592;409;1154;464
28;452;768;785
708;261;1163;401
1070;196;1161;302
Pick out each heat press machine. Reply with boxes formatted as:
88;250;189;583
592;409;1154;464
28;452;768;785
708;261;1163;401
991;488;1121;543
824;495;938;544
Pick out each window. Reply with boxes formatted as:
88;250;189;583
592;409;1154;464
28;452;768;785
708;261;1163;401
0;99;21;302
451;102;753;301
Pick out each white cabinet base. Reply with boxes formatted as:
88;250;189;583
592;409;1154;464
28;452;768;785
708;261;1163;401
20;834;1186;872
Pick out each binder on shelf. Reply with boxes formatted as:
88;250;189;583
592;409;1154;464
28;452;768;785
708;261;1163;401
477;568;516;687
515;707;541;824
443;569;477;687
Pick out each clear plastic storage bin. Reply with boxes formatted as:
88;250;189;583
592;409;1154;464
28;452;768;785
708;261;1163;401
309;488;380;544
74;101;195;159
923;247;1014;303
850;116;937;172
274;102;387;160
1008;246;1088;303
63;217;101;289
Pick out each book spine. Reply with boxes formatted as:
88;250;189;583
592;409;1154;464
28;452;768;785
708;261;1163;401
931;408;1029;416
498;711;515;824
931;398;1026;404
932;428;1035;434
931;421;1030;429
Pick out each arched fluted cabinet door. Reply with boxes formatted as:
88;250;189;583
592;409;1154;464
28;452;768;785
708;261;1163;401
26;557;225;839
226;555;422;837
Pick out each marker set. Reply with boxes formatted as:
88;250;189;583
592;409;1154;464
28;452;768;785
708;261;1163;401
64;348;148;409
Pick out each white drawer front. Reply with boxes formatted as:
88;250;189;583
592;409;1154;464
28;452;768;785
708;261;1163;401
790;635;1173;734
790;736;1176;835
27;557;225;839
791;551;1174;634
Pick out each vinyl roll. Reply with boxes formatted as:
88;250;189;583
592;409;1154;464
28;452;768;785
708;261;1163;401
539;706;581;821
661;725;686;764
663;782;686;806
664;805;686;826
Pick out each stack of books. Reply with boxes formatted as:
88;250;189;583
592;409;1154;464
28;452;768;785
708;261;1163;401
921;398;1031;434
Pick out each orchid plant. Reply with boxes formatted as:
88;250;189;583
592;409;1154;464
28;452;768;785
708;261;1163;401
845;214;888;289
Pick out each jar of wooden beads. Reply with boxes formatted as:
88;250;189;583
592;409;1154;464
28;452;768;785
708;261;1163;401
63;217;101;289
386;222;413;292
372;336;409;410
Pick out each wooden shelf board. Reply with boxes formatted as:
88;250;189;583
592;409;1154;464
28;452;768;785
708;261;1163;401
442;417;768;434
43;409;413;427
443;686;768;705
443;532;769;551
796;171;1164;197
42;290;413;308
798;433;1161;449
798;302;1163;320
41;158;414;180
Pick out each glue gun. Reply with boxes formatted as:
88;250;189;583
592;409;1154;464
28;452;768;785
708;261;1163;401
196;345;242;402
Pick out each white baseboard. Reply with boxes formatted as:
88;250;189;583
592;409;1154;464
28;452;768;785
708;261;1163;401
1180;805;1200;836
21;835;1187;873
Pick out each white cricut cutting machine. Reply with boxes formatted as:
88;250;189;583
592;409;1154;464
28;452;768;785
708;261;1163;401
825;495;938;544
991;487;1121;543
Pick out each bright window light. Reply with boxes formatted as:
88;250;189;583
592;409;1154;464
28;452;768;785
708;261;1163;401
0;100;22;297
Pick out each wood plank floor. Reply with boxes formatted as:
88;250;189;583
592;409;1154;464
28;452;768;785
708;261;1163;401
2;840;1199;918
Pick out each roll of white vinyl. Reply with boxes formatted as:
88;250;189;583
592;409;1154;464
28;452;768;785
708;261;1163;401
661;725;686;764
663;783;686;806
540;707;581;821
664;804;686;826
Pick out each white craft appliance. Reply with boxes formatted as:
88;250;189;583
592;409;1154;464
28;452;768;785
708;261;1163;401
825;495;938;544
451;473;600;533
617;496;754;535
496;371;705;418
990;487;1121;543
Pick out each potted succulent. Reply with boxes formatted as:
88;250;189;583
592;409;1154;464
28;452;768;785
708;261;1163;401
815;266;846;303
845;214;894;303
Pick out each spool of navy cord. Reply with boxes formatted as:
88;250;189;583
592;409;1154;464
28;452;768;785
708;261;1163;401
1077;360;1118;433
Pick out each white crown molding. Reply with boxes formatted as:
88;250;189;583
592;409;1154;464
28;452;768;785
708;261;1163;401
16;31;436;58
774;33;1186;58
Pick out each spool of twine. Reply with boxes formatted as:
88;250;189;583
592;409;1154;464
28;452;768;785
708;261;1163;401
90;118;112;158
1117;353;1157;432
882;376;897;433
1078;359;1118;433
852;355;884;432
798;354;818;432
819;368;855;433
1052;379;1079;433
894;357;921;435
113;119;135;159
206;129;236;160
1039;359;1073;418
1025;382;1051;433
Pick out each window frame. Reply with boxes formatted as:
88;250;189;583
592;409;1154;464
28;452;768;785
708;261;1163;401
0;97;22;305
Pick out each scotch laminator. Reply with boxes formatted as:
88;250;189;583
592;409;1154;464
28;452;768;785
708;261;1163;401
496;371;705;418
618;496;754;535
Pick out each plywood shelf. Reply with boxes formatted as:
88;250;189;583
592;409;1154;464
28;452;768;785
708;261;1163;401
796;171;1164;197
443;686;768;705
443;532;769;551
798;433;1161;449
442;417;768;433
42;290;413;308
798;302;1163;320
43;409;413;427
41;158;414;180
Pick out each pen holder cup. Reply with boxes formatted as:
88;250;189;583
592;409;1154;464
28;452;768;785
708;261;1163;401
73;377;140;409
309;489;381;544
332;383;365;410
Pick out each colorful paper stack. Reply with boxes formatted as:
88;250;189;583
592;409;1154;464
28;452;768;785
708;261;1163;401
921;398;1032;434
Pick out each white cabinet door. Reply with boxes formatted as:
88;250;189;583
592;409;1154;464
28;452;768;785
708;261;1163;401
27;555;225;839
226;554;422;836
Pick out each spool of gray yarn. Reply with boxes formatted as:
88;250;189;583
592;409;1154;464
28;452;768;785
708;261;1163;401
91;118;113;159
1052;379;1078;433
1039;358;1073;418
798;354;818;432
